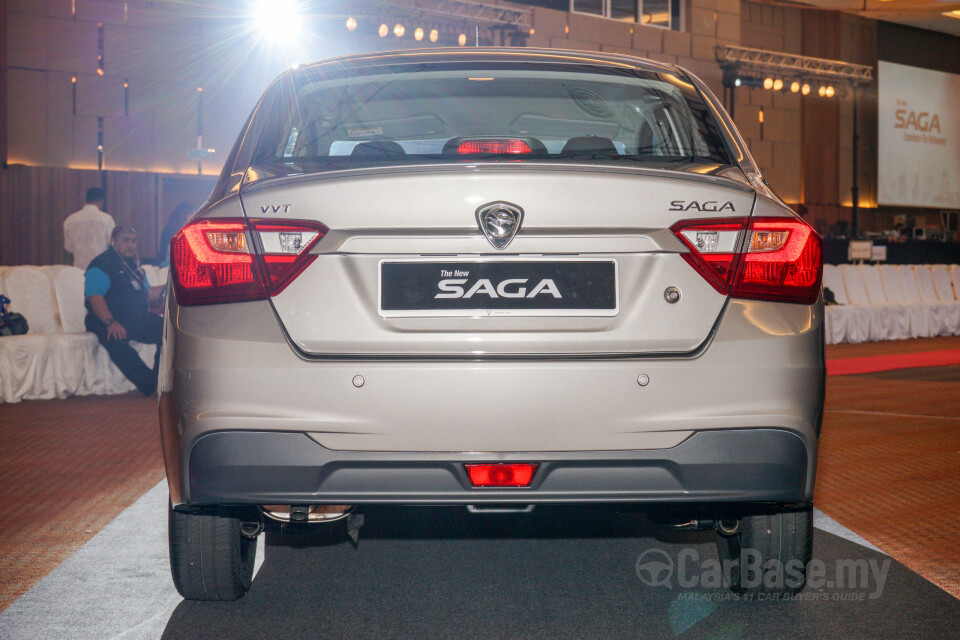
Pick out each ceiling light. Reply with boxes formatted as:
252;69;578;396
251;0;302;45
378;23;388;37
763;77;774;90
394;23;405;37
790;81;800;93
773;78;783;91
825;86;835;98
458;33;467;46
801;83;810;96
429;29;439;43
818;85;827;97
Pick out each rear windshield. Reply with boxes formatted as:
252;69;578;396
243;61;732;176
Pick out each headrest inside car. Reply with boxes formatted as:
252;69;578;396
560;136;619;159
351;140;407;159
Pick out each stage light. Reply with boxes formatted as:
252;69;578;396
790;81;800;93
378;23;388;37
529;28;535;35
458;33;467;46
825;86;835;98
345;16;357;31
414;27;424;41
251;0;302;44
773;78;783;91
734;77;742;87
763;77;773;90
801;83;811;95
429;28;439;42
394;23;404;37
818;85;827;97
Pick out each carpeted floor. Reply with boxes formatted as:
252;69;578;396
0;394;164;610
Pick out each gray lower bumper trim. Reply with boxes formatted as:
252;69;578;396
185;428;810;506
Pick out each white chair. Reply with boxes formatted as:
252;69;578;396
821;265;860;344
879;264;930;338
0;267;58;402
40;265;69;330
859;265;911;341
898;266;949;337
53;267;87;334
839;265;886;341
3;266;58;334
915;265;960;335
932;265;958;302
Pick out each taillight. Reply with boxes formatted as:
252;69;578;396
171;218;326;306
465;463;538;487
671;216;822;304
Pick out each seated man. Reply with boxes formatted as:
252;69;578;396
85;227;164;395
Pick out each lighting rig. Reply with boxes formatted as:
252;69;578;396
717;45;875;237
718;44;873;114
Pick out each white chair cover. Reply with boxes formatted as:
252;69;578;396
822;265;860;344
880;264;930;338
951;266;960;299
4;267;58;334
860;265;911;340
900;266;949;336
932;266;957;302
916;265;960;334
839;265;886;341
54;267;87;333
40;265;69;329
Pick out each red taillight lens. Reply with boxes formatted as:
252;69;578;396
171;218;326;306
171;220;266;306
733;218;822;304
671;216;822;305
457;139;532;155
465;463;538;487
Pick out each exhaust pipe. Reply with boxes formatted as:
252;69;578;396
260;504;354;523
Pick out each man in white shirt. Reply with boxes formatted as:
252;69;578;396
64;188;116;270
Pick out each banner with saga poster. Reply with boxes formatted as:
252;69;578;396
877;61;960;209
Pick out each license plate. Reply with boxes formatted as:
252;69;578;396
379;260;618;317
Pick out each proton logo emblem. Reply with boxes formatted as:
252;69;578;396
476;202;523;250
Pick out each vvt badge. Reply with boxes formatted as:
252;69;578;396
476;202;523;250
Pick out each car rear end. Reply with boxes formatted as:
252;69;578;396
160;49;824;601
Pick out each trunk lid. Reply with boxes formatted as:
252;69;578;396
239;164;754;356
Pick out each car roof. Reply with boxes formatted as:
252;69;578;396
298;47;681;76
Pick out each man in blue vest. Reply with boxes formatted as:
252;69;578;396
85;227;164;395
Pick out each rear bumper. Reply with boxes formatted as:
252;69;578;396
184;428;811;506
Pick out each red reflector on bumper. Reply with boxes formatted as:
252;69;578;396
465;463;538;487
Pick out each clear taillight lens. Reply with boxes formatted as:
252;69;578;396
171;218;327;306
671;216;822;305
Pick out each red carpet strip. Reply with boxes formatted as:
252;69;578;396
826;348;960;376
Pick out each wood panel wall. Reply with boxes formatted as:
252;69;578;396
0;165;215;266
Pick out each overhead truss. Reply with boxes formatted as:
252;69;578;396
716;45;873;84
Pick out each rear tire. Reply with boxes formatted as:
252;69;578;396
716;506;812;595
168;504;257;601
